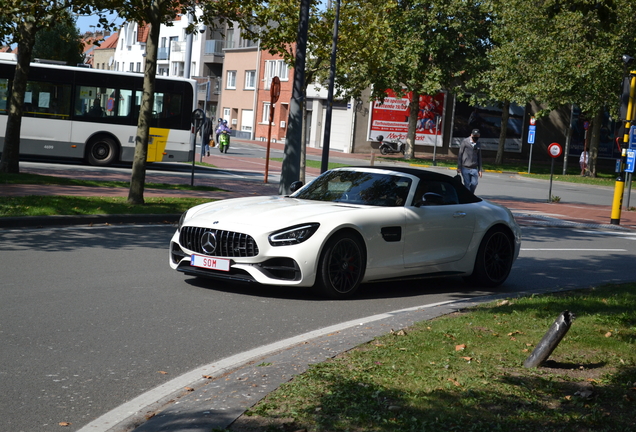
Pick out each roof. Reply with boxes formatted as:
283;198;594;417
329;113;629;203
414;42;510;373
137;24;150;43
96;32;119;50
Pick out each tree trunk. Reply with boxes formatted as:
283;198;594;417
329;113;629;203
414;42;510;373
0;22;37;174
406;93;419;159
588;107;603;178
128;16;161;205
495;101;510;165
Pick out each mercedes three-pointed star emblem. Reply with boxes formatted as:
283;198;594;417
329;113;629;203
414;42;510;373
201;230;217;255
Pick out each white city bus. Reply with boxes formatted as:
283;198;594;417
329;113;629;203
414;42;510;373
0;60;196;166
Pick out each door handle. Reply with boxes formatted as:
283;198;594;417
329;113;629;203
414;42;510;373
453;212;467;218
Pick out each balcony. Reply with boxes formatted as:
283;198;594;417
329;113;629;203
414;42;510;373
205;40;224;56
158;47;169;60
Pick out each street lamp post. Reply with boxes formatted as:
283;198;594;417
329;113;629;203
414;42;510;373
279;0;310;194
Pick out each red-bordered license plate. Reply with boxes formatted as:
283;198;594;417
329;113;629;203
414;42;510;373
190;254;230;272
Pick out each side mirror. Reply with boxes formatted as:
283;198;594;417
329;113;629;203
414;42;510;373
289;181;304;193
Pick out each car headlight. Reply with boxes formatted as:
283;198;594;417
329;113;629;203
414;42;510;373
269;223;320;246
178;211;188;232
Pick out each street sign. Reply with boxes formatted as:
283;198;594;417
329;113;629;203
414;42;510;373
548;142;562;158
630;126;636;150
627;150;636;173
528;125;536;144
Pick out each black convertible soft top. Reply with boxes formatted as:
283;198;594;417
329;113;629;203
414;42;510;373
345;166;482;204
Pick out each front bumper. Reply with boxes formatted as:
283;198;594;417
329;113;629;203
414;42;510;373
169;229;317;287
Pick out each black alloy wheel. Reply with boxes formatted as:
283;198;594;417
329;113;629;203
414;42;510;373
316;232;366;299
467;227;514;287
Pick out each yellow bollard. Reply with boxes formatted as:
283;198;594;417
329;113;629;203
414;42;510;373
611;174;625;225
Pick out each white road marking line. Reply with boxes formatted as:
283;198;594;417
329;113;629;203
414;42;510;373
76;299;459;432
521;248;627;252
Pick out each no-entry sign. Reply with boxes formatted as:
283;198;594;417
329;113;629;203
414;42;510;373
548;142;562;158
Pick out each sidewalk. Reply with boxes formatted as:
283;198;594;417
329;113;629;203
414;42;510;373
1;138;635;230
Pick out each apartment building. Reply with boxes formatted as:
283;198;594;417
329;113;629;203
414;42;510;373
90;16;361;152
217;25;259;139
254;51;292;143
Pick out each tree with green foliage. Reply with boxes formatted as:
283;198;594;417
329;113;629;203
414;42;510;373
474;0;636;174
236;0;336;183
0;1;102;174
334;0;491;159
32;11;84;65
87;1;249;204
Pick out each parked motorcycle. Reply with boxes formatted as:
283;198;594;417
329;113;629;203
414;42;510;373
218;130;230;153
377;135;405;155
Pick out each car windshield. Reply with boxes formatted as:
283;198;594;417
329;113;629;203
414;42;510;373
293;170;412;207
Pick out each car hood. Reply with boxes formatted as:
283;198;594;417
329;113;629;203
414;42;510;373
185;196;362;230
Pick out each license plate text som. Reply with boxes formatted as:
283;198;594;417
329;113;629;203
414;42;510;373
191;254;230;272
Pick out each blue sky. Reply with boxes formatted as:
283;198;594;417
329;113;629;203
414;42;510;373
76;13;122;34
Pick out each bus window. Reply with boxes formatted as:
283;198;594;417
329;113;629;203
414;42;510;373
154;91;183;128
0;78;8;114
118;89;134;118
76;86;100;116
24;81;71;119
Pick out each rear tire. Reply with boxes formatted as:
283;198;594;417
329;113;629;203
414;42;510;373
466;227;513;287
87;136;118;166
315;232;366;299
380;146;388;155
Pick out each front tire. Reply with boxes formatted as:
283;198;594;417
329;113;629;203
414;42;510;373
316;232;366;299
466;227;514;287
87;136;118;166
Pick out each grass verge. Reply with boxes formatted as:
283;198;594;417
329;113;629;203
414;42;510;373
227;283;636;432
0;196;211;217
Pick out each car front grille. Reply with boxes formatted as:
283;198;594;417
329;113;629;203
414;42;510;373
179;226;259;257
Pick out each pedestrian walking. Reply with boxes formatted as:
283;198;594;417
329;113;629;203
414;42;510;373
202;118;212;156
457;128;482;193
579;150;589;176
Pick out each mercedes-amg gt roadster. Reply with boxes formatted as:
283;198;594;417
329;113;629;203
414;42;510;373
169;166;521;298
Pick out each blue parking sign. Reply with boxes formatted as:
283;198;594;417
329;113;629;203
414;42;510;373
626;150;635;173
630;126;636;150
528;125;536;144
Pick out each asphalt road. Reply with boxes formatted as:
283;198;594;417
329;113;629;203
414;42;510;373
2;154;636;431
1;222;636;431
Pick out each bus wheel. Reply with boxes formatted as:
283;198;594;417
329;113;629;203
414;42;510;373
87;137;118;166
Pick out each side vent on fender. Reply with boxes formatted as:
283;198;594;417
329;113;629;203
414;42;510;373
381;226;402;242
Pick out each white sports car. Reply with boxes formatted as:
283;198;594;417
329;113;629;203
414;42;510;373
169;166;521;299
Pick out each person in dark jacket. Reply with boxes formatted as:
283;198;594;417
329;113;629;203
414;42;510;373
202;118;213;156
457;128;482;193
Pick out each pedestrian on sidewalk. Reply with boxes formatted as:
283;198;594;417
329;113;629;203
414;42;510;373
202;118;213;157
579;149;589;176
457;128;482;193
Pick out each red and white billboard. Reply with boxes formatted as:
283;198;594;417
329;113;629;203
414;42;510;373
368;90;445;146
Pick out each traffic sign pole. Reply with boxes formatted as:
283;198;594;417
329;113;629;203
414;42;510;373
527;117;536;174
